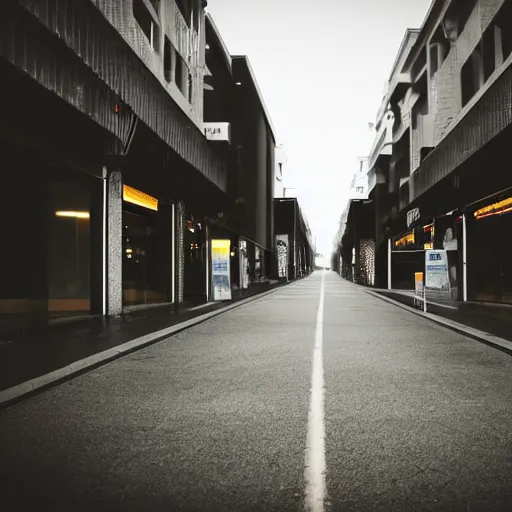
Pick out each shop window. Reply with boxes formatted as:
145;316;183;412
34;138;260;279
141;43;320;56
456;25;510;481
133;0;160;52
48;182;92;312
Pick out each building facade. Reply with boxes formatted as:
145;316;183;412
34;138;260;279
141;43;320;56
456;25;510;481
332;158;375;286
274;199;314;280
0;0;282;339
204;15;278;299
354;0;512;303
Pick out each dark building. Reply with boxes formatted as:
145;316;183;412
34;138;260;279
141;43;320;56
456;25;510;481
274;198;314;280
359;0;512;304
0;0;227;338
204;15;277;298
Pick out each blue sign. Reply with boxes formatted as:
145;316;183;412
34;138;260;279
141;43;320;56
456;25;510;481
428;253;442;261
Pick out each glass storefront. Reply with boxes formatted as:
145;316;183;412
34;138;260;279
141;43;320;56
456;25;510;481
183;215;206;303
48;181;92;312
0;141;101;319
468;195;512;303
122;187;173;307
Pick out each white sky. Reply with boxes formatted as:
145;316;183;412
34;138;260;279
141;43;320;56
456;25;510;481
208;0;432;256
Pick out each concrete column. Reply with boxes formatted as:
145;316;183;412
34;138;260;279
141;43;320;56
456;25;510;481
177;201;186;303
106;168;123;316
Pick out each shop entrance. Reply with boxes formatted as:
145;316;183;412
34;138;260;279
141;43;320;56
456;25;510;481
183;218;207;303
122;204;172;307
468;205;512;304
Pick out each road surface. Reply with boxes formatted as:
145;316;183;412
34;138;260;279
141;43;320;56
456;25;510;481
1;272;512;511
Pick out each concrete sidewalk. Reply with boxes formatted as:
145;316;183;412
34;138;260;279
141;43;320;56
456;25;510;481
368;288;512;353
0;279;291;406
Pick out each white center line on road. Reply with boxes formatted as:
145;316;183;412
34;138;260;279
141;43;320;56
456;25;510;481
305;271;326;512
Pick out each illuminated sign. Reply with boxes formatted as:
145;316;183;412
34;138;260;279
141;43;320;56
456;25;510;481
123;185;158;211
204;122;231;143
474;196;512;219
211;239;232;301
55;211;90;219
395;231;415;248
407;207;420;227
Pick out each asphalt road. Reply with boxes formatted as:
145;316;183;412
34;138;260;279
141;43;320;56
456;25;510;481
1;272;512;511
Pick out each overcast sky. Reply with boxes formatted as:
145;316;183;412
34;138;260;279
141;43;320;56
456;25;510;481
208;0;432;257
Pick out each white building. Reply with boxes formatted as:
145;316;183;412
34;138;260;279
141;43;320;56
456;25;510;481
274;144;287;198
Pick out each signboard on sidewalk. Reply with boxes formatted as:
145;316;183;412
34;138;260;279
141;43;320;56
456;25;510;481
211;239;232;301
425;250;450;292
276;234;289;279
414;272;424;309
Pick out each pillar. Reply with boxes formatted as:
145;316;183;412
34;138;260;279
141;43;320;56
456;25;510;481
107;168;123;316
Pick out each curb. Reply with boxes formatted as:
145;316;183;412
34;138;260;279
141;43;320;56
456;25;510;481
0;282;292;408
367;290;512;355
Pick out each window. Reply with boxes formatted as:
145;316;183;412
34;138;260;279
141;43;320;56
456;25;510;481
133;0;160;52
411;80;428;130
175;51;184;92
187;73;193;103
148;0;160;13
443;0;478;41
164;36;172;82
429;44;439;77
494;1;512;61
461;46;483;106
429;26;450;79
411;48;427;82
482;27;496;81
175;0;192;26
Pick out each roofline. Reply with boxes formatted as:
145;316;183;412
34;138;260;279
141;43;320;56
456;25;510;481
388;28;421;80
232;55;277;144
402;0;447;72
205;14;232;74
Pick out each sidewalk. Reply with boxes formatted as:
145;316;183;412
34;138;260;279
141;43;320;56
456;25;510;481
373;288;512;343
0;279;285;394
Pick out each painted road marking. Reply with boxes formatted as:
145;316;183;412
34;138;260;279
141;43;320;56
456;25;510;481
305;272;326;511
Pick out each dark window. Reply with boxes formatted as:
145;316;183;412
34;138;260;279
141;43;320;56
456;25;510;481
411;77;428;130
430;44;439;77
483;27;496;81
443;0;478;40
412;48;427;81
148;0;160;14
175;0;192;26
188;73;193;103
164;36;172;82
175;52;184;92
495;0;512;60
461;47;483;106
133;0;160;52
